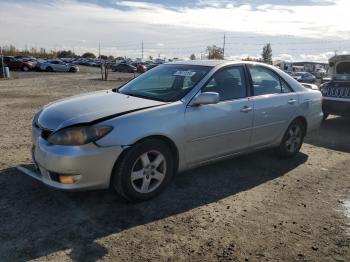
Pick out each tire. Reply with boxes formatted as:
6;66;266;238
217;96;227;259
69;67;76;73
21;65;29;72
46;66;53;72
277;119;305;157
323;113;329;121
112;139;174;202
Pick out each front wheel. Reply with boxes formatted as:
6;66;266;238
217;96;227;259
277;119;305;157
112;139;174;202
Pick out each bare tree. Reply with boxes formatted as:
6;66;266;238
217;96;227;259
261;43;273;65
206;45;224;60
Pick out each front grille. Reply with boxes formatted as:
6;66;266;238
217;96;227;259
41;129;53;140
322;86;350;98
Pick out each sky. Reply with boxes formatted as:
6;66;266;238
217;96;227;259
0;0;350;62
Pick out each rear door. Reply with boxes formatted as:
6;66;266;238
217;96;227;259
57;61;68;72
50;61;60;71
247;65;298;148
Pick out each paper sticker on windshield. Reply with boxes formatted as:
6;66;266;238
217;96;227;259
173;71;196;77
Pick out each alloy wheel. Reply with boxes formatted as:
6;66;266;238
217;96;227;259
130;150;167;194
285;125;302;153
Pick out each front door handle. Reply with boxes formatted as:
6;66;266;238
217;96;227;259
288;99;297;105
240;106;253;113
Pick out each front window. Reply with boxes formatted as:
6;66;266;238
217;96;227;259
202;66;247;101
335;62;350;81
118;64;212;102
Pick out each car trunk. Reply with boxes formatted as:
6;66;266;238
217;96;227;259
322;81;350;98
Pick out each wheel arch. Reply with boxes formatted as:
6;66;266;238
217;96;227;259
112;135;180;180
133;135;179;173
291;115;308;135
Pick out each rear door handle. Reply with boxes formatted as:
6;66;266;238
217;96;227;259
288;99;297;105
240;106;253;113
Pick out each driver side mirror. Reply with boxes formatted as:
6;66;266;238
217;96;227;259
191;92;220;107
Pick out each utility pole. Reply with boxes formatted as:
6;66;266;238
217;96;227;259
98;41;101;59
334;50;338;56
1;46;5;78
141;40;144;61
223;33;226;59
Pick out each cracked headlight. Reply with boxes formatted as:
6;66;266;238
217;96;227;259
47;125;113;146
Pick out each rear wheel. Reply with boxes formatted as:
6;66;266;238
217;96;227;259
46;66;53;72
112;139;174;202
277;119;305;157
21;65;29;72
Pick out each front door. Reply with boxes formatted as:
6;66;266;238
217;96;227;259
185;65;254;165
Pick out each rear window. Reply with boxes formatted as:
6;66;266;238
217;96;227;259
335;62;350;81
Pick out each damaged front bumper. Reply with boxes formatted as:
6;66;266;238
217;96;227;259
17;129;124;191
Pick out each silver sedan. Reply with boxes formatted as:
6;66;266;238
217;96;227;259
18;61;323;201
40;60;79;73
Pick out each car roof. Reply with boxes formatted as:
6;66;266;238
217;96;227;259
166;60;277;68
168;60;233;67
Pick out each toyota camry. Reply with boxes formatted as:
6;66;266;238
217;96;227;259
18;61;323;201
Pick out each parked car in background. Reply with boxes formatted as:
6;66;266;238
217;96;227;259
131;63;148;73
315;68;327;78
22;58;38;69
112;63;137;73
320;55;350;119
2;56;34;71
33;59;46;71
145;63;158;70
291;72;316;83
19;61;323;201
40;60;79;72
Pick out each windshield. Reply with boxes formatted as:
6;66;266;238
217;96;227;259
294;72;305;76
335;62;350;81
118;64;212;102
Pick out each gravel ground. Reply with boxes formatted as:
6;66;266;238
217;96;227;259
0;67;349;262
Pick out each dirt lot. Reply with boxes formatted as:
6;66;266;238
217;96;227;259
0;67;349;262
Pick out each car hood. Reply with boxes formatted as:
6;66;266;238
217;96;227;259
38;90;166;130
